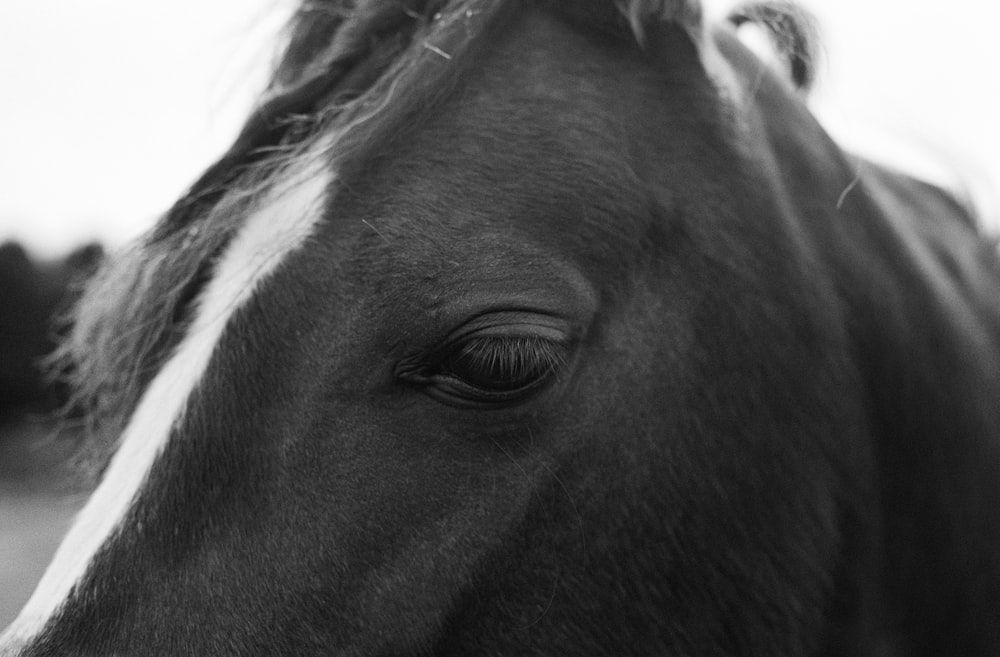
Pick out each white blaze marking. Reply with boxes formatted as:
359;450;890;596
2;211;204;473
0;144;334;648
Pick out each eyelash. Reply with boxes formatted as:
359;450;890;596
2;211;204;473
444;335;563;388
398;333;567;407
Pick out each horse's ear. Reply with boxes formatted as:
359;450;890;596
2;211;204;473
726;1;818;92
613;0;703;47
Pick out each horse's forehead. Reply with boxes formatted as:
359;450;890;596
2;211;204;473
326;9;685;288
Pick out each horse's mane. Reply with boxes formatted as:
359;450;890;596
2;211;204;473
52;0;818;470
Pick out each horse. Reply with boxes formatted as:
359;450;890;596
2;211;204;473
3;0;1000;654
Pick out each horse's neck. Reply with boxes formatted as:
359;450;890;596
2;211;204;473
716;28;1000;645
834;162;1000;654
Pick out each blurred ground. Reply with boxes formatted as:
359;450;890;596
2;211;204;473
0;415;88;628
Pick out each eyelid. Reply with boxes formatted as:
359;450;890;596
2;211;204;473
395;328;569;380
437;310;576;348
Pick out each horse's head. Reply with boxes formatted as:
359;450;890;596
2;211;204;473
4;1;1000;655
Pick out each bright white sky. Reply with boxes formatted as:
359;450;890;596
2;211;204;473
1;1;998;257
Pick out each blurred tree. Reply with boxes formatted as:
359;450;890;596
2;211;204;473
0;241;103;422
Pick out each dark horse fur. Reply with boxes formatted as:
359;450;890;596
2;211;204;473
4;0;1000;655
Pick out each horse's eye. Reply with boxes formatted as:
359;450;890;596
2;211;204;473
399;333;567;407
443;336;559;392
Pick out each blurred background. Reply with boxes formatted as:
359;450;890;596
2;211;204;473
0;0;998;628
1;0;997;258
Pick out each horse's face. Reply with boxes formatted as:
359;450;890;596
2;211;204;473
4;4;869;656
